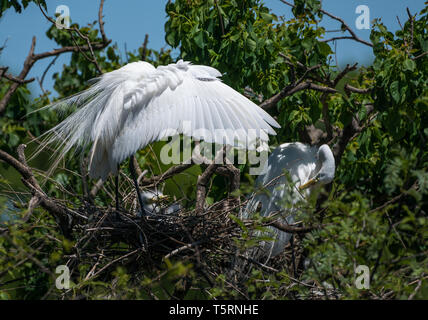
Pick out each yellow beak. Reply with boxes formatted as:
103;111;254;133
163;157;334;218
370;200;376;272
154;194;169;201
299;178;318;190
147;194;169;204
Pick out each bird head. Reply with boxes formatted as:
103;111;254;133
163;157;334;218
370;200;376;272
144;193;169;204
140;190;169;215
299;144;335;190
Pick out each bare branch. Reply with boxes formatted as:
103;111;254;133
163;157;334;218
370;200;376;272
0;145;85;234
412;51;428;60
0;37;36;115
0;69;35;84
90;178;104;198
332;104;375;163
321;93;333;141
344;83;372;95
141;34;149;61
406;7;414;52
98;0;109;44
0;2;111;116
195;162;220;213
37;55;59;94
260;80;337;110
321;36;355;43
333;63;358;87
37;1;111;74
269;220;320;234
214;0;225;36
140;163;194;187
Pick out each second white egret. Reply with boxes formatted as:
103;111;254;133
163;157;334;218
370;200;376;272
242;142;335;259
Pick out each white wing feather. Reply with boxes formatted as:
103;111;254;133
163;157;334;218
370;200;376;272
39;60;280;180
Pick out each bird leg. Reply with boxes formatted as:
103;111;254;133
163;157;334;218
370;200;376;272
114;165;122;221
290;235;297;278
129;155;150;216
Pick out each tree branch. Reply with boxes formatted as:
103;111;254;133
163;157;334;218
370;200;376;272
0;145;85;235
269;220;320;234
140;163;194;187
195;162;220;214
260;81;337;110
98;0;109;44
0;37;36;115
0;1;111;116
344;83;371;95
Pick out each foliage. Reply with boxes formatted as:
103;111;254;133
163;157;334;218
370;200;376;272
0;0;45;18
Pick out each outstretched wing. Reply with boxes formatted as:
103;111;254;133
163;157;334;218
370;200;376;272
38;60;280;179
111;60;280;164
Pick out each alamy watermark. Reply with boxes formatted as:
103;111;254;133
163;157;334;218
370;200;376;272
355;5;370;30
55;265;70;290
55;5;70;29
355;265;370;289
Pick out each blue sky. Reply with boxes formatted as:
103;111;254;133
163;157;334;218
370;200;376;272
0;0;425;96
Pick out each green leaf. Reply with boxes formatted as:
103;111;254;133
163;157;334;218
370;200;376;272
318;42;332;56
403;59;416;72
302;38;313;50
194;31;205;49
246;38;257;51
260;12;273;23
390;81;400;103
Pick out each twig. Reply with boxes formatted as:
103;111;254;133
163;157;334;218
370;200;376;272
37;1;110;74
85;249;140;281
333;63;358;87
260;80;336;110
406;8;414;52
140;163;194;186
141;34;149;61
344;84;371;95
367;183;418;215
269;220;320;234
214;0;225;36
37;55;59;94
98;0;109;44
1;69;35;84
90;179;104;198
321;93;333;140
0;145;84;234
0;31;110;116
164;240;203;260
195;147;228;213
408;278;423;300
195;162;220;213
412;51;428;60
0;37;36;115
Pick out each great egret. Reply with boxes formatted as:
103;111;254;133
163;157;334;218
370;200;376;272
38;60;280;214
242;142;335;259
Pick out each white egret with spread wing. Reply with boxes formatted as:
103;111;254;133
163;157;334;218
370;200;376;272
242;142;335;259
37;60;280;213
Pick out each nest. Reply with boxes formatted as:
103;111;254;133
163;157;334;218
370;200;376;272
1;144;326;299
